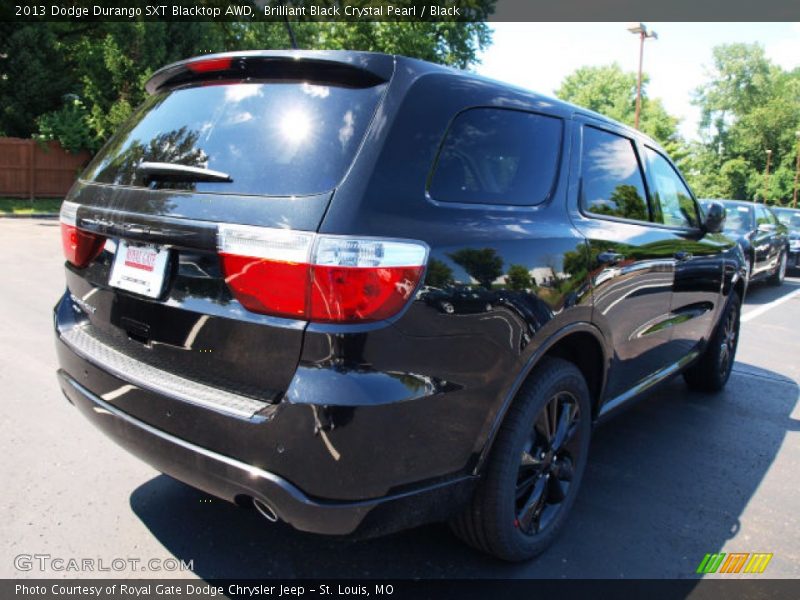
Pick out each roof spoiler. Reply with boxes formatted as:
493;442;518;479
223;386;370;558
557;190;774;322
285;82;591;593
145;50;395;94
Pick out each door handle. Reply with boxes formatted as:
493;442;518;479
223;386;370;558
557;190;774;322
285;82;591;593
598;251;624;265
674;251;693;261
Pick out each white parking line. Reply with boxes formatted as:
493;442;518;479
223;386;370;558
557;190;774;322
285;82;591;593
741;287;800;323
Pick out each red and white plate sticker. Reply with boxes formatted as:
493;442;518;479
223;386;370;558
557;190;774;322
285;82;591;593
109;240;169;298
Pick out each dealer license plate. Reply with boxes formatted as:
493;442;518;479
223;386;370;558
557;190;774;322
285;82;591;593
109;240;170;298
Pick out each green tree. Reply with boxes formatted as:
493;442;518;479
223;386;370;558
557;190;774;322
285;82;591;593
694;43;774;148
294;21;492;70
0;24;73;138
425;258;454;288
35;95;94;154
556;63;680;148
505;264;532;291
690;43;800;203
0;16;493;149
448;247;503;289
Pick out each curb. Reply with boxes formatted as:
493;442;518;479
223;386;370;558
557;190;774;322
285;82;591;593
0;213;59;219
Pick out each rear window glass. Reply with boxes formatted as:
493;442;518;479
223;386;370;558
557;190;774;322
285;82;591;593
428;108;563;206
82;81;386;196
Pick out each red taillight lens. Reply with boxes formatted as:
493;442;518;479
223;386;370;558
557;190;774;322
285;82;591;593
218;225;428;323
219;254;310;318
59;201;105;268
310;265;425;322
186;56;233;74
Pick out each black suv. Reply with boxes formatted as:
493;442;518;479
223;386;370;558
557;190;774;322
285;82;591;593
54;51;745;561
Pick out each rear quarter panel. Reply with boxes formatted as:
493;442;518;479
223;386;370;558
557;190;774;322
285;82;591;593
307;71;596;483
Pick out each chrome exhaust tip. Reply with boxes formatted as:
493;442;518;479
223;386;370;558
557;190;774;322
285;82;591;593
252;498;279;523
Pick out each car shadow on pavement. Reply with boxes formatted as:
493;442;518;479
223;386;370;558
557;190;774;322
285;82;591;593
130;362;798;579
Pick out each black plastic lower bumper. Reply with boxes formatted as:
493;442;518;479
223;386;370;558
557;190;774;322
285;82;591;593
56;369;475;537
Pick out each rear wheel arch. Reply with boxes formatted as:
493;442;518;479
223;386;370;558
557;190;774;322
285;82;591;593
474;323;608;475
544;332;605;415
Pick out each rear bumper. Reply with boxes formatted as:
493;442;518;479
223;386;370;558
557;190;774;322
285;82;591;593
57;368;475;536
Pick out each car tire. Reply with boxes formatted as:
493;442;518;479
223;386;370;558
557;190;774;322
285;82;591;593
450;357;592;561
768;251;787;286
683;290;741;392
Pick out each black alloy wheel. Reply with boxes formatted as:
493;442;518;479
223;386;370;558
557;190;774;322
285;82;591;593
450;357;592;561
514;391;583;536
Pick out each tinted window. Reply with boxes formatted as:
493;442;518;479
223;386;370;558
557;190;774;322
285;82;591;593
82;81;386;196
722;204;753;234
773;209;791;225
580;127;649;221
774;209;800;229
429;108;562;206
643;147;699;229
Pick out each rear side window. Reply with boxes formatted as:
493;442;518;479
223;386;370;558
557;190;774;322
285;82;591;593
428;108;563;206
643;147;700;229
580;126;649;222
82;81;386;196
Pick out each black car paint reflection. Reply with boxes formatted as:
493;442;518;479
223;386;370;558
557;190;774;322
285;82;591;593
418;285;495;314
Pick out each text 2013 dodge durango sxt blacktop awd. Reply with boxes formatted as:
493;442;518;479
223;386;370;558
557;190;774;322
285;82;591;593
54;50;745;561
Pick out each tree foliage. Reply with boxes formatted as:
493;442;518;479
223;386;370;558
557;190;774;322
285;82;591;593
0;18;492;150
555;48;800;206
556;63;680;151
448;247;503;289
505;264;532;291
688;43;800;204
425;258;455;288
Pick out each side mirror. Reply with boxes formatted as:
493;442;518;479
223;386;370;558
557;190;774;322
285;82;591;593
757;222;776;233
703;202;726;234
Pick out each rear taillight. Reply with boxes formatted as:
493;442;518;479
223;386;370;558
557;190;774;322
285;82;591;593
218;225;314;319
218;225;428;323
59;201;105;268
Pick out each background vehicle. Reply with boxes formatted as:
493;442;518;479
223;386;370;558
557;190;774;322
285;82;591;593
55;51;744;562
772;207;800;271
418;284;496;314
700;199;789;285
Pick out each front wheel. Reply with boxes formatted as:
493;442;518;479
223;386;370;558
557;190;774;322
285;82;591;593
450;357;592;561
683;290;741;392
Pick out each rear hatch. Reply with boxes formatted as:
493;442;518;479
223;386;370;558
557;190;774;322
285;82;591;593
59;52;393;410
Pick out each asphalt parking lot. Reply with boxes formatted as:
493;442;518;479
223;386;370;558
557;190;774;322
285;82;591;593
1;218;798;580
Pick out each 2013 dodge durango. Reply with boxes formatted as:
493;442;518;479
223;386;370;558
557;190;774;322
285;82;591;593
54;50;745;561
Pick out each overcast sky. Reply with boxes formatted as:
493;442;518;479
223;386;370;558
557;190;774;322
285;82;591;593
476;22;800;140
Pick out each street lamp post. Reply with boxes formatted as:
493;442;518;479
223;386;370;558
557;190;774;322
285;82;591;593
793;131;800;209
627;23;658;130
762;149;773;204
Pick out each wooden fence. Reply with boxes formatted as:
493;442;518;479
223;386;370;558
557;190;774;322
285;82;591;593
0;137;91;199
